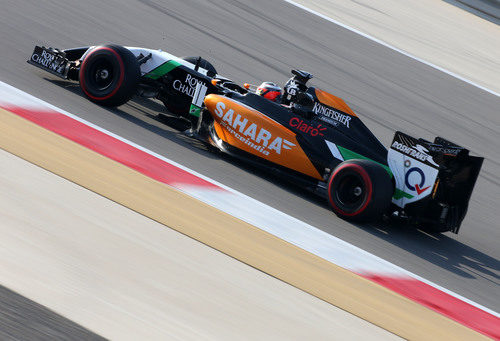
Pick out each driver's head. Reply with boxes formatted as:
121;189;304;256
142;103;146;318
256;82;282;102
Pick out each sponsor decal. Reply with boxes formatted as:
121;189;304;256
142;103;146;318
427;145;461;155
388;134;440;207
405;167;431;195
189;82;208;118
173;74;203;97
215;101;295;156
312;102;351;127
285;79;298;96
189;104;201;117
391;141;438;167
289;117;326;136
30;50;65;73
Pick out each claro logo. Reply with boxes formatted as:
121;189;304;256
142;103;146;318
289;117;326;136
214;101;295;155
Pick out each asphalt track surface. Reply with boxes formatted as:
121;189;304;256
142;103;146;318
1;0;498;314
0;284;105;341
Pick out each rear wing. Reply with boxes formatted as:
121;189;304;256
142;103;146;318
388;131;483;233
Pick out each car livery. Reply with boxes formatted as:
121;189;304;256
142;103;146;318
27;44;484;234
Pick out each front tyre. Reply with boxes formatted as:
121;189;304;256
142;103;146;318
79;45;140;107
328;159;393;222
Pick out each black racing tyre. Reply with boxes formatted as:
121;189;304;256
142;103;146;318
79;44;140;107
181;56;217;74
327;159;393;222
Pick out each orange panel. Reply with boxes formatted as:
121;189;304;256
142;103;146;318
314;89;357;117
205;95;323;180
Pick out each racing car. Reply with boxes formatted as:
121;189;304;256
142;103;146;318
27;44;484;233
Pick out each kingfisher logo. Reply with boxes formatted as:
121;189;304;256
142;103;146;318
312;102;351;127
405;167;431;195
214;102;295;155
289;117;327;136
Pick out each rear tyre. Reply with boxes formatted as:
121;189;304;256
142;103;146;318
181;56;217;75
328;159;393;222
79;44;140;107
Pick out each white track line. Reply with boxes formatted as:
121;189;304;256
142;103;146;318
283;0;500;98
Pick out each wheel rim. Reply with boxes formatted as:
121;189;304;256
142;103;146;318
88;58;115;91
335;173;366;211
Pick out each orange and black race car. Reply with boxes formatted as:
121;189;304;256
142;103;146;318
28;44;483;233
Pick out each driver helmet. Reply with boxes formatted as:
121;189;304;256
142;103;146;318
256;82;282;102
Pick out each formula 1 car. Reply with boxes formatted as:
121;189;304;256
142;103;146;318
28;44;484;233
